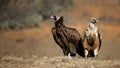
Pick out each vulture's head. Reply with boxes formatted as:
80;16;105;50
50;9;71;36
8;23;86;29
90;17;99;24
50;14;64;23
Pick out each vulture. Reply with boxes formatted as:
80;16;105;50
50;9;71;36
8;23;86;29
82;17;102;58
50;14;83;57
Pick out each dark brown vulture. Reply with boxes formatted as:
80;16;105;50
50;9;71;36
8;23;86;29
82;17;102;58
50;14;83;57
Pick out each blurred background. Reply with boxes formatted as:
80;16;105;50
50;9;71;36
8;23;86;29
0;0;120;59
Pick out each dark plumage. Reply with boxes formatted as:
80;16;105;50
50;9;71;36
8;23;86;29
51;15;83;57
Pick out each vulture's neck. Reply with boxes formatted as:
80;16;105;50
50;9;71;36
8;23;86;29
89;22;96;30
87;22;98;37
55;22;65;28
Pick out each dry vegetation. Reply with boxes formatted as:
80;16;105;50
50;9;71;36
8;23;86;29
0;0;120;68
0;22;120;68
0;56;120;68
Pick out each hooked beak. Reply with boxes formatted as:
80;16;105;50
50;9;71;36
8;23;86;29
50;15;54;19
96;19;99;23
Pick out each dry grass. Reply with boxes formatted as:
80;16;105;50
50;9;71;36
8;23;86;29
0;20;120;68
0;0;120;67
0;56;120;68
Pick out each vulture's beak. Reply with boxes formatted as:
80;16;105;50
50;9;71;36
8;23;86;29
50;15;54;19
96;19;99;23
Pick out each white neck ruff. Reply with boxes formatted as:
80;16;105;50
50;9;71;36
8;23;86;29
86;22;98;37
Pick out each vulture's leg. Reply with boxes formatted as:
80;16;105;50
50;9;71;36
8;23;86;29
68;43;77;57
59;32;70;56
94;48;99;57
84;48;88;58
62;48;68;56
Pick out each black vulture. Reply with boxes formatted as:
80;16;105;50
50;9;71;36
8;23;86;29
50;14;83;57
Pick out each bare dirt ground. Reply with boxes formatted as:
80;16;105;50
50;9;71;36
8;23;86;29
0;21;120;68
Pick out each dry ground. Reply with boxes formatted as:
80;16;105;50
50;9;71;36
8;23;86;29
0;0;120;68
0;56;120;68
0;21;120;68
